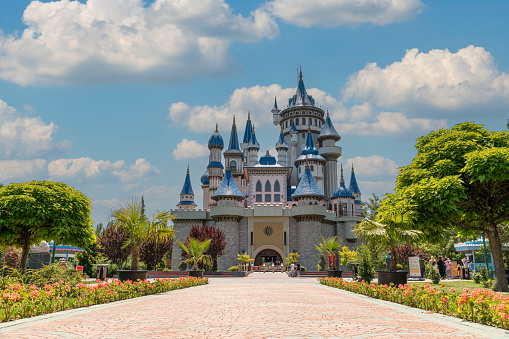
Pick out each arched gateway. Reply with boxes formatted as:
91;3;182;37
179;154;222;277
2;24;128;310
253;245;284;266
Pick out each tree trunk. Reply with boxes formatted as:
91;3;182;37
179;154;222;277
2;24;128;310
486;225;508;292
390;248;397;271
20;234;32;274
130;246;139;271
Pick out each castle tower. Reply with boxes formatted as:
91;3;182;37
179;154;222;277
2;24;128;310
207;124;224;206
272;97;280;126
330;164;354;217
246;125;260;167
224;116;244;184
271;69;325;188
291;163;326;206
289;121;299;185
240;112;253;165
275;125;288;166
200;169;210;210
294;126;326;193
318;111;342;199
177;166;197;210
349;164;363;217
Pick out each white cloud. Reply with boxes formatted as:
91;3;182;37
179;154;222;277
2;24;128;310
345;155;399;177
173;139;209;160
266;0;424;27
358;180;396;196
113;158;159;183
0;159;46;181
48;157;124;179
0;0;278;86
343;46;509;113
0;99;70;158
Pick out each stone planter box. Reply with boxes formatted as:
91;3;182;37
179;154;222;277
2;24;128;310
327;270;343;278
188;270;204;278
117;270;148;282
376;270;409;286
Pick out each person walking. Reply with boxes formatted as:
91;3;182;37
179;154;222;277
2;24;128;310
296;262;301;278
437;256;446;279
445;258;453;279
290;262;295;278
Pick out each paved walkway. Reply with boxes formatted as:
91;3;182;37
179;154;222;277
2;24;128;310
0;273;508;338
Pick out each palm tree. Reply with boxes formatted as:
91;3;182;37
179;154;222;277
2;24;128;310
177;238;212;271
315;236;342;270
354;219;423;271
111;198;174;271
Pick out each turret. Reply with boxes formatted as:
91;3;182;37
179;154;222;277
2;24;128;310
275;125;288;166
177;166;197;210
224;116;244;182
272;97;280;126
331;164;354;217
295;125;326;192
240;112;252;152
291;163;326;206
349;164;363;217
318;111;342;198
207;124;224;197
200;169;210;210
246;124;260;167
211;167;245;206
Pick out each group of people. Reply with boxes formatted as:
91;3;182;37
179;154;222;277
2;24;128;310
290;262;301;277
429;256;454;279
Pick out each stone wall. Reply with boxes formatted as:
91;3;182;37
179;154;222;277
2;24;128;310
297;218;322;271
171;220;203;270
216;219;240;271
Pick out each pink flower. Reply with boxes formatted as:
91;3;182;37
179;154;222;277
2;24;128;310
31;291;39;298
10;292;20;301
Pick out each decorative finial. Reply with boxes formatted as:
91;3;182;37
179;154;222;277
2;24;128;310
248;111;251;121
352;163;355;172
307;124;311;133
215;123;218;132
327;109;330;118
265;150;270;156
233;115;236;126
187;164;190;174
280;124;284;133
299;65;303;81
305;158;310;170
340;164;344;184
252;124;255;134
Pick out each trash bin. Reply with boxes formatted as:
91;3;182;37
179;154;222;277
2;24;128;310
96;264;109;281
351;263;359;281
461;267;470;279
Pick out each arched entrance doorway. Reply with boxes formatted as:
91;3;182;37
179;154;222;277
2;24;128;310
254;249;283;266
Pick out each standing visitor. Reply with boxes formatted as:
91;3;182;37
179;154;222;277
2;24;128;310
445;258;453;279
437;256;446;279
418;255;426;280
297;262;301;278
290;262;295;278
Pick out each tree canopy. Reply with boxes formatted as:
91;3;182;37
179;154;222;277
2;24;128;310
0;181;95;273
378;123;509;291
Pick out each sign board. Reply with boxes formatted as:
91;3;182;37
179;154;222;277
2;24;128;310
409;257;421;278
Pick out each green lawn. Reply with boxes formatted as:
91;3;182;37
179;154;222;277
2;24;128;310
408;279;500;292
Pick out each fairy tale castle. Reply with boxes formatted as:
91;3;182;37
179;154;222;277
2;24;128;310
170;71;363;271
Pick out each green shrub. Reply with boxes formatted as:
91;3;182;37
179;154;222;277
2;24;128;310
300;266;306;272
426;267;441;284
228;266;238;271
472;271;482;284
178;262;187;271
28;264;82;288
358;246;375;283
396;264;403;270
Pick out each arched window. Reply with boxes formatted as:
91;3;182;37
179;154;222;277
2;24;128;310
230;160;237;173
296;119;299;125
302;118;306;125
256;180;262;192
274;180;280;192
265;180;271;192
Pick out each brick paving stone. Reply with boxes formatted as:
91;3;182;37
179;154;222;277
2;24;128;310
0;273;508;338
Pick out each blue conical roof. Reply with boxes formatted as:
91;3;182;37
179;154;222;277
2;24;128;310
349;165;361;194
227;116;241;151
332;182;353;198
290;120;298;132
288;70;315;107
180;166;194;195
276;127;287;147
319;112;340;141
301;127;319;155
200;169;209;186
272;97;279;111
247;125;260;148
208;124;224;148
243;113;252;144
212;169;244;199
292;167;325;198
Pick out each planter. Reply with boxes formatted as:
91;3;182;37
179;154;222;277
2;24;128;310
376;270;408;286
117;270;148;282
327;270;343;278
188;270;204;278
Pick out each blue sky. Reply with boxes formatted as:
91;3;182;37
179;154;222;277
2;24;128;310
0;0;508;226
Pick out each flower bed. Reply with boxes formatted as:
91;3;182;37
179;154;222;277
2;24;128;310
1;276;208;322
319;277;509;330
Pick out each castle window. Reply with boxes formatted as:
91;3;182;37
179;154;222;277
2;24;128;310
342;203;347;215
265;180;271;192
285;121;288;128
319;121;322;127
296;119;299;125
274;180;280;192
265;194;271;202
302;133;305;138
310;165;314;171
274;195;280;202
256;194;262;202
230;160;237;173
314;119;317;126
256;180;262;192
302;118;306;125
299;167;301;173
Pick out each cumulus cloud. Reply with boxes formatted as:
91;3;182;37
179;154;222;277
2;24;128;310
113;158;159;183
266;0;424;27
343;46;509;113
0;0;278;86
173;139;209;160
0;99;70;158
48;157;124;179
0;159;46;181
344;155;399;177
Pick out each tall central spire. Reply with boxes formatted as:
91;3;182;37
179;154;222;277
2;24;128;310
227;115;240;151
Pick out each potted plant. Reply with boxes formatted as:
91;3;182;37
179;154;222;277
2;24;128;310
177;238;212;278
112;198;174;281
354;218;422;286
315;236;342;278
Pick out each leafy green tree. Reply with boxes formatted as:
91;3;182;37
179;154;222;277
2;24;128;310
111;198;174;271
0;181;95;273
357;245;375;283
315;236;342;270
384;122;509;291
177;238;211;271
